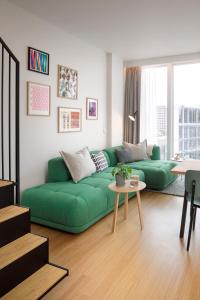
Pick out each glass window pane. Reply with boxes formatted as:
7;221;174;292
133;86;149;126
174;63;200;159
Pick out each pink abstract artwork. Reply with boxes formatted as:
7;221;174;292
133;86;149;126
28;82;50;116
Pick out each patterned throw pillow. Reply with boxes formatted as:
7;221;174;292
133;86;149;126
91;151;108;172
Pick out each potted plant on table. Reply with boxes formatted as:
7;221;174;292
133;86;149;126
112;163;132;186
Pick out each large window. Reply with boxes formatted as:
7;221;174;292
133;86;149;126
174;63;200;159
140;62;200;160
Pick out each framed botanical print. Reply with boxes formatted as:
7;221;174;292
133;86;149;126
57;65;78;99
27;82;50;116
28;47;49;75
86;98;98;120
58;107;81;132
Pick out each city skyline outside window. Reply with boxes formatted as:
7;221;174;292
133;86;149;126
140;62;200;160
174;63;200;159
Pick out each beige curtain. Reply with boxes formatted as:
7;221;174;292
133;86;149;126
123;67;141;144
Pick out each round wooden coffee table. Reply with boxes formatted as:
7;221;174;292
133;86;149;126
108;180;146;232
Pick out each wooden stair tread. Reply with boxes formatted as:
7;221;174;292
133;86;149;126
2;264;67;300
0;205;29;223
0;180;13;188
0;233;47;269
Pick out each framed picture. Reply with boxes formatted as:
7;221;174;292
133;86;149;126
86;98;98;120
58;107;81;132
27;82;50;116
57;65;78;99
28;47;49;75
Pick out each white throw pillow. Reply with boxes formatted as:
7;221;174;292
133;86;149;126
146;144;155;158
60;147;96;183
123;140;149;161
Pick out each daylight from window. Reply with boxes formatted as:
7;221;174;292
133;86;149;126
174;63;200;159
140;66;167;159
140;63;200;160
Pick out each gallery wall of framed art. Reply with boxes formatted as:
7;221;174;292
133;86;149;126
26;47;99;134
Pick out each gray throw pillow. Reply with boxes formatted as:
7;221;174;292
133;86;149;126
116;147;135;163
123;140;149;161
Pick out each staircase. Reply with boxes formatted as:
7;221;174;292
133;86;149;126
0;180;68;299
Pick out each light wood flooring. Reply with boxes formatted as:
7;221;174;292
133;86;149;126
31;191;200;300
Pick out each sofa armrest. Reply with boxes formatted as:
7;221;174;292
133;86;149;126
150;145;160;160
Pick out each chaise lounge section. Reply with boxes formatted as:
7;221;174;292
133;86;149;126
104;145;177;190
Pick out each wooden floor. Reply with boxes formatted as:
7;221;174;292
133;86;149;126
31;192;200;300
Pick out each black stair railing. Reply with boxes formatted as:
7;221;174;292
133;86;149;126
0;37;20;203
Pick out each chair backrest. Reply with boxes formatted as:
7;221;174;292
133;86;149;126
185;170;200;199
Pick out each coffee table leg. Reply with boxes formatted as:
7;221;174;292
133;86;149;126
124;193;129;220
136;191;143;230
112;192;120;233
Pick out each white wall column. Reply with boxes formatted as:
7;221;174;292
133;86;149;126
106;53;124;147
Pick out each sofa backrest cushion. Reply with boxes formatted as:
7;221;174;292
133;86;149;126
48;157;72;182
103;146;123;167
150;145;160;160
104;145;160;166
48;150;110;183
47;145;160;183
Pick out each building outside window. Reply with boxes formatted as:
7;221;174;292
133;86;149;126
140;62;200;160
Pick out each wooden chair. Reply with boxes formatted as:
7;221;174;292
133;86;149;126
185;170;200;251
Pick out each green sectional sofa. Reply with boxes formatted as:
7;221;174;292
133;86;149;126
21;145;177;233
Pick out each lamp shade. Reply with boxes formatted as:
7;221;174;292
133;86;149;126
128;115;135;122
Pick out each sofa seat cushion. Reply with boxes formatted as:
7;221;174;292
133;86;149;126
90;167;145;209
21;167;145;233
22;181;108;227
128;160;177;190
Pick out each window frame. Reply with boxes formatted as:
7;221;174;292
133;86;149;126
141;59;200;159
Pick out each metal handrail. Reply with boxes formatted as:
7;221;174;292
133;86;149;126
0;36;20;203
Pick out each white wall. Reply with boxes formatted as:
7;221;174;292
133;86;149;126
0;0;108;190
107;53;124;147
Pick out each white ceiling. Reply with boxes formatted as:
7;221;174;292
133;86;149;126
8;0;200;60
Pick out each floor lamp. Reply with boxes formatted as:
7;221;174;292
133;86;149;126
128;115;135;122
128;112;138;143
128;111;137;122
